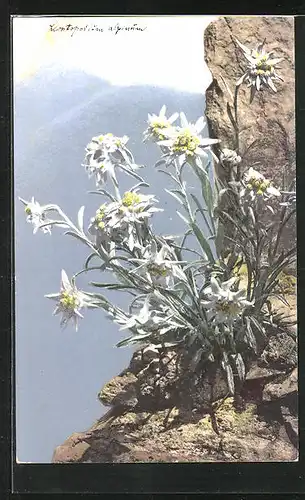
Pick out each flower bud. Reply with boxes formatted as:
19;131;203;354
220;148;241;167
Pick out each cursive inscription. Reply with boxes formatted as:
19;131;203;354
49;22;147;37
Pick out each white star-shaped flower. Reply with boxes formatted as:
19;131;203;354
235;38;284;100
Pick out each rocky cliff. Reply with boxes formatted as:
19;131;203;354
52;312;297;463
204;16;296;260
52;16;298;464
205;16;295;185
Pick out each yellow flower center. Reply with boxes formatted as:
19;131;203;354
147;263;168;277
150;119;170;140
151;118;169;130
248;177;270;194
172;129;200;156
60;291;79;309
215;300;240;315
255;58;274;74
122;191;142;208
98;133;113;142
95;204;106;228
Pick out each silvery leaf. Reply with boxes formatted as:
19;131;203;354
77;206;85;233
231;353;246;381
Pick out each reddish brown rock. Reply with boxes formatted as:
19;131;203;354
204;16;296;255
52;343;298;464
204;16;295;184
51;18;298;465
263;368;298;402
52;432;90;463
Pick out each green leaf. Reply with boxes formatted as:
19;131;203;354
77;206;85;233
231;353;245;381
119;164;145;183
183;259;206;272
190;193;214;237
220;210;248;240
189;348;203;371
154;158;167;168
116;332;152;348
158;169;179;184
222;353;235;395
269;293;290;307
165;189;185;206
89;281;136;291
39;220;69;228
249;316;266;339
227;102;237;132
215;221;225;258
85;252;99;269
176;210;190;225
192;164;215;218
248;206;256;225
88;190;117;201
220;74;234;102
245;317;257;353
190;222;215;264
64;231;90;245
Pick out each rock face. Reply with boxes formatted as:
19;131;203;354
204;16;295;185
51;17;298;464
204;16;296;258
52;332;298;463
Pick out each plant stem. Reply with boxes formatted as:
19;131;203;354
233;86;240;172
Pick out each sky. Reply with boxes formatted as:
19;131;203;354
13;15;217;90
13;15;217;463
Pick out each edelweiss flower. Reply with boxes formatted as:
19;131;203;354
240;167;281;201
143;105;179;142
105;190;162;228
129;240;187;287
83;132;138;186
19;196;54;234
89;191;162;251
220;148;241;167
45;270;93;331
119;296;154;332
88;203;115;251
235;38;284;98
201;276;252;325
157;113;219;165
119;294;186;337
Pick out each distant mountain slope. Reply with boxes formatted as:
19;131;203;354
14;66;207;463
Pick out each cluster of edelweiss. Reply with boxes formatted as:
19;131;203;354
19;37;293;382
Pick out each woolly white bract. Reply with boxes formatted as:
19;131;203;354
157;112;219;166
19;196;55;234
235;38;284;98
83;132;141;187
201;276;252;326
88;191;162;253
143;105;179;143
129;240;188;288
240;167;281;201
45;270;97;331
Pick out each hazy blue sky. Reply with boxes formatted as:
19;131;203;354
14;15;215;463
